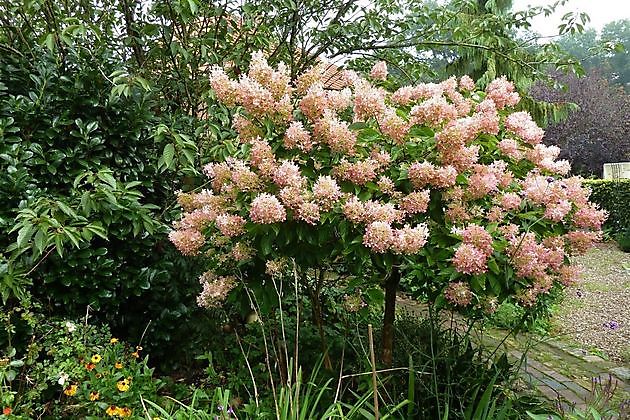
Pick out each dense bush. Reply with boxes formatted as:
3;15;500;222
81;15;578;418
0;47;215;366
583;179;630;234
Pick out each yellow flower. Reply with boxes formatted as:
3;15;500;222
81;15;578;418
110;337;119;344
91;354;102;364
89;391;100;401
115;361;123;369
106;405;118;416
63;384;78;396
131;351;139;358
117;407;132;417
116;378;130;392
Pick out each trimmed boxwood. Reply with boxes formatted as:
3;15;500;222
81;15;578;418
583;179;630;234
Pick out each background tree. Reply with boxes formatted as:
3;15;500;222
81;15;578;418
531;71;630;177
556;19;630;90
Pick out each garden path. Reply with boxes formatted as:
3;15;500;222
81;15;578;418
396;296;630;411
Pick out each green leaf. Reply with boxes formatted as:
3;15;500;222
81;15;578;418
56;201;78;218
488;259;500;275
187;0;199;14
471;275;486;293
162;143;175;169
54;235;64;257
348;122;368;130
260;234;273;256
17;225;34;249
97;171;117;189
44;33;55;52
34;229;47;256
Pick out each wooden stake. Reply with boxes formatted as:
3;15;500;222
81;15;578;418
368;324;379;420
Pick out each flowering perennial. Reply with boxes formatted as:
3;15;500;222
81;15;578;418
171;52;605;313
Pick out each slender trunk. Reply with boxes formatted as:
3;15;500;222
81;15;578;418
381;266;400;366
312;292;333;370
310;270;332;370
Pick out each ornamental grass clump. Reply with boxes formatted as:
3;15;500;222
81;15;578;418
170;54;605;363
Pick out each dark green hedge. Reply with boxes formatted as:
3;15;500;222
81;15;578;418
584;179;630;233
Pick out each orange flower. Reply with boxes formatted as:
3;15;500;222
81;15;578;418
64;384;78;396
3;407;12;415
117;407;132;417
115;361;123;369
89;391;100;401
86;363;96;371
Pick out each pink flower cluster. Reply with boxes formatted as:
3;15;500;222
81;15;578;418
215;214;246;237
408;161;458;189
353;83;387;122
169;229;205;256
209;53;293;122
452;224;493;275
458;75;475;92
400;190;431;215
313;113;357;154
485;76;520;109
378;108;409;144
519;174;607;229
504;111;544;145
467;163;507;199
444;282;474;306
363;221;428;254
249;193;286;224
525;144;571;175
335;158;381;185
284;121;313;152
197;271;237;308
312;176;342;209
410;96;458;127
273;160;306;188
370;61;388;81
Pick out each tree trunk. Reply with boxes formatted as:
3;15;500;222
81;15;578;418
312;295;333;370
309;270;333;370
381;266;400;366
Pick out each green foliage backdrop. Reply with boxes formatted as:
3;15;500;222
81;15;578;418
583;179;630;234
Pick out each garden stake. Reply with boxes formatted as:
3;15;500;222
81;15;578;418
368;323;379;420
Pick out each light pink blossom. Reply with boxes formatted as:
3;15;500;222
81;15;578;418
249;193;286;224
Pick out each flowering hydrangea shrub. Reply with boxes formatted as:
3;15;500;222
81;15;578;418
169;54;605;320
